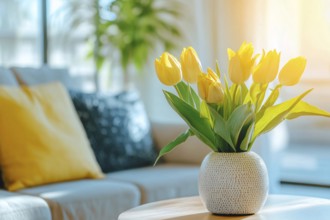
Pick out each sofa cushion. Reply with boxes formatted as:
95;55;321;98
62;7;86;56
0;190;51;220
107;164;199;203
69;90;158;172
0;67;18;86
19;180;140;220
11;66;73;87
0;83;103;191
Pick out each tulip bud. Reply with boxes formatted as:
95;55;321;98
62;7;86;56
278;57;307;86
207;81;225;104
228;42;256;84
253;50;280;84
228;52;244;84
155;52;182;86
197;68;224;104
206;67;218;81
180;47;202;83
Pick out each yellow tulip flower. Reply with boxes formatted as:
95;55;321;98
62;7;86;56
155;52;182;86
253;50;280;84
228;52;244;84
180;47;202;83
278;56;307;86
197;68;224;104
228;42;256;84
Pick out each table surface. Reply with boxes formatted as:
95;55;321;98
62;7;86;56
118;195;330;220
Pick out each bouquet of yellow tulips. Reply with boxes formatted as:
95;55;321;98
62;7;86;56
154;42;330;163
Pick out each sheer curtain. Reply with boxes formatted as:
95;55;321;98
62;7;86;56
146;0;330;119
144;0;271;122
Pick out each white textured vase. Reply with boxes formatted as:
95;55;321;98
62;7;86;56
199;152;269;215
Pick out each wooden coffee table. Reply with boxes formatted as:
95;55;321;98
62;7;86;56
118;195;330;220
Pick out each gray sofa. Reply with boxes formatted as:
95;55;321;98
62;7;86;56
0;66;285;220
0;135;200;220
0;66;203;220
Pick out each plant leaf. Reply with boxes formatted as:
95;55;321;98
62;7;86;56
256;84;282;121
190;85;201;111
214;133;233;152
164;91;217;151
249;83;268;110
256;83;268;111
174;81;187;100
215;61;221;78
200;101;213;127
249;83;260;104
286;101;330;119
227;104;254;147
253;89;313;140
154;129;193;165
240;122;255;151
175;82;195;107
240;83;249;104
230;84;238;104
223;78;232;119
208;106;235;151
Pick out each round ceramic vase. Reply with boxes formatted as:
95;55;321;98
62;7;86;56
198;151;269;215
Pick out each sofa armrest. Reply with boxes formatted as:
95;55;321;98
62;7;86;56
151;121;211;165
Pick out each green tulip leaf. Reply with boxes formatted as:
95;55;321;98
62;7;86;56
216;61;221;78
249;83;268;110
208;106;235;151
154;129;193;165
190;85;201;110
240;83;249;104
286;101;330;119
256;84;281;121
223;78;232;119
227;104;255;147
256;84;268;111
175;82;200;110
200;101;213;127
240;121;255;151
214;133;235;152
230;84;238;100
175;81;190;103
249;83;261;104
164;91;217;151
253;89;312;140
243;84;253;104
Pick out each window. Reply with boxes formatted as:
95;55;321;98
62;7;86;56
0;0;97;90
0;0;40;67
48;0;96;90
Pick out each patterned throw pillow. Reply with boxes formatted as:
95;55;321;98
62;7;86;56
69;90;158;172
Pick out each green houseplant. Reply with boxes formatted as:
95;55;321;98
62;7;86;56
154;42;330;214
59;0;182;89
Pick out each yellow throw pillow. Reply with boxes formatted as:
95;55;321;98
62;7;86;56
0;82;104;191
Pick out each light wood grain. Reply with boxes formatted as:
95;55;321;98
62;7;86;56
119;195;330;220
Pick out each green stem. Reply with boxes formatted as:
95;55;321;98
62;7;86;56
255;83;268;113
174;84;183;99
232;84;239;108
187;84;196;108
188;83;192;102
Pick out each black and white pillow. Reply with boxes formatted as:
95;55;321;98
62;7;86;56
69;90;158;173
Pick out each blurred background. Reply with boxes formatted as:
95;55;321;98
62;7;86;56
1;0;330;198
